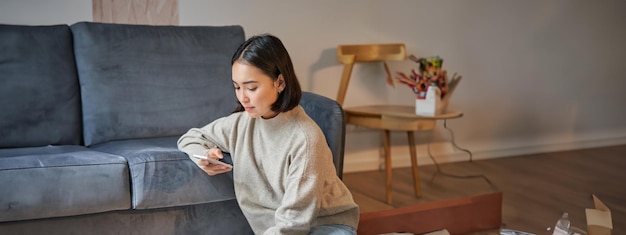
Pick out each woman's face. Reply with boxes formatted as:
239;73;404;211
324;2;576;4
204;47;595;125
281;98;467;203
232;61;284;119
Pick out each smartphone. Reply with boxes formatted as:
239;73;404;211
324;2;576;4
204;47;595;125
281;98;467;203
192;154;233;168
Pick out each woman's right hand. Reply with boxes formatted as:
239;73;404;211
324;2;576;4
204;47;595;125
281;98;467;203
193;148;232;176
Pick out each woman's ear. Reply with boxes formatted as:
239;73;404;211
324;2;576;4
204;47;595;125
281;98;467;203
276;74;286;92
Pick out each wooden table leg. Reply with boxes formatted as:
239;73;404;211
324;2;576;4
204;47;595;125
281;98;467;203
383;130;392;204
407;131;421;197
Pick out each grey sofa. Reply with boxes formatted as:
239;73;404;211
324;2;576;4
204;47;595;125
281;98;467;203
0;22;346;235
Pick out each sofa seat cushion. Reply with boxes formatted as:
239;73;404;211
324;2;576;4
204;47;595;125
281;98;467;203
88;136;236;210
0;24;81;148
71;22;244;146
0;145;130;222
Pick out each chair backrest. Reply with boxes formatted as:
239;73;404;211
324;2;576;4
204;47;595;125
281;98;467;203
336;43;407;106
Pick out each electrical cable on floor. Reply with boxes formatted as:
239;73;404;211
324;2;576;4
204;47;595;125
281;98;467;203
443;119;473;162
428;120;496;188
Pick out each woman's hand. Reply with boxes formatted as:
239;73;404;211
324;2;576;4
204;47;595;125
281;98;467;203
193;148;232;176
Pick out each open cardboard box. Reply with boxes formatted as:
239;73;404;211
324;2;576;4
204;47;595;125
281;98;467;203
586;195;613;235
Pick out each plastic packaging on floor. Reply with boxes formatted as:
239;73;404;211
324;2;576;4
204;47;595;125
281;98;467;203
500;228;535;235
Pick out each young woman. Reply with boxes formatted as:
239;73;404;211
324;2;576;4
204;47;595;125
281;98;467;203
177;34;359;235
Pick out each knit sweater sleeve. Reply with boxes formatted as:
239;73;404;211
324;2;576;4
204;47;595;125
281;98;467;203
176;113;240;157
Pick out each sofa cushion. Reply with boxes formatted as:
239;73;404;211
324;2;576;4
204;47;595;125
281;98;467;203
0;24;81;148
89;136;237;210
0;145;130;222
71;22;245;146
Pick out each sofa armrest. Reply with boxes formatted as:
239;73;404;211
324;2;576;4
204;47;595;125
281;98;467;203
299;92;346;179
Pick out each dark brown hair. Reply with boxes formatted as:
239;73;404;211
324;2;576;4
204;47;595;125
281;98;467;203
231;34;302;113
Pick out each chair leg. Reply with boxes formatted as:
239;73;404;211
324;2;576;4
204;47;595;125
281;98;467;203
408;131;421;197
383;130;393;204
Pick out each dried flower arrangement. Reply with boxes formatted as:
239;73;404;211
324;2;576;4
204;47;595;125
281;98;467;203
395;55;461;100
395;55;462;115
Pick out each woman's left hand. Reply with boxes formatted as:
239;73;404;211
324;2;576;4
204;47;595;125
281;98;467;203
193;148;232;176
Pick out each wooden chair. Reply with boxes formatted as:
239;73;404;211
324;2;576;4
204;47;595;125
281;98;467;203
336;44;438;204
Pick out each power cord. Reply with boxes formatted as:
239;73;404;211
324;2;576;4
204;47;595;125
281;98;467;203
427;120;495;188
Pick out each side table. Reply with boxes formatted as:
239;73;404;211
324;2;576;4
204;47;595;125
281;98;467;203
345;105;473;204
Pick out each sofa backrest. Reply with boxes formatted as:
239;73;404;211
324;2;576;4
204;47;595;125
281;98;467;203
71;22;244;146
0;24;82;148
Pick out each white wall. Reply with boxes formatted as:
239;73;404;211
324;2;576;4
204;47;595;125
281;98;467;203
0;0;91;25
3;0;626;172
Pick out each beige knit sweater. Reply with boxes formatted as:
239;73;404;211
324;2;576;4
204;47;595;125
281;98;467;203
177;106;359;235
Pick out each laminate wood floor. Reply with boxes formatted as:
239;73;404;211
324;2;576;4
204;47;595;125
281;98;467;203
342;144;626;234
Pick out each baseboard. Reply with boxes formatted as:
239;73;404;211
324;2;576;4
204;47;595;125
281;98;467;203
343;135;626;173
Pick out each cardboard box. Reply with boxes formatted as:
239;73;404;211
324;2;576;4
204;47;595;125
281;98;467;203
586;195;613;235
